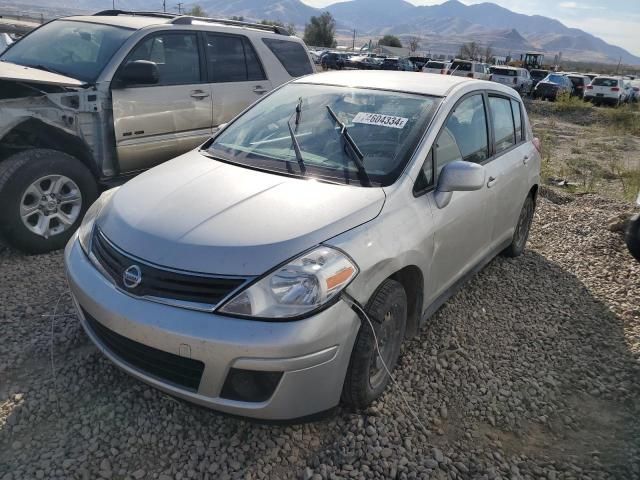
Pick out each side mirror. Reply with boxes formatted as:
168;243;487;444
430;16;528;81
434;160;485;209
119;60;159;86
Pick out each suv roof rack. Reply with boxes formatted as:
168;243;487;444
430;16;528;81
170;15;291;36
92;10;291;36
93;10;178;19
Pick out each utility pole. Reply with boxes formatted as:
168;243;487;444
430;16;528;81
352;29;356;52
176;2;184;14
162;0;166;12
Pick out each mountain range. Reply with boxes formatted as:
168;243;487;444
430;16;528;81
191;0;639;65
10;0;640;64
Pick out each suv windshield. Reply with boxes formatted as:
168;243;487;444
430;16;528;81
530;69;549;79
0;20;134;82
450;61;471;72
207;83;440;187
545;74;566;85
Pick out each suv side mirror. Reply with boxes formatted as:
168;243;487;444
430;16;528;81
434;160;485;209
119;60;159;86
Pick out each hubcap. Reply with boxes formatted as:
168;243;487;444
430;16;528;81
369;306;402;388
20;175;82;239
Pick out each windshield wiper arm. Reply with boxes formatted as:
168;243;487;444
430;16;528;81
325;105;371;186
29;64;67;76
287;118;306;175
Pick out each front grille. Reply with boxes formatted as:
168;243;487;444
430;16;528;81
91;229;246;308
82;308;205;391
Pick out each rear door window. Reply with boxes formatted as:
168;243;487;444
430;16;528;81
262;38;313;77
206;34;266;83
489;96;515;154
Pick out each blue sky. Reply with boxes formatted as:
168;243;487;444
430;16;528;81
300;0;640;56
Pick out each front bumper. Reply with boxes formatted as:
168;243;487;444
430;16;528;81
64;235;361;420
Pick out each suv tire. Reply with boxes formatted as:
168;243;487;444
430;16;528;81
626;214;640;263
0;149;98;254
342;279;407;409
503;194;535;258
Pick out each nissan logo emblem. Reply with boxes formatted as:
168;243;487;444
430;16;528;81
123;265;142;289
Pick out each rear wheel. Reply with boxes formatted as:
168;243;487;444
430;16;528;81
503;194;535;258
342;279;407;409
0;149;98;253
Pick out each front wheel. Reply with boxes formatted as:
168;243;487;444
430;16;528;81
626;214;640;263
503;194;535;257
0;149;98;253
342;279;407;409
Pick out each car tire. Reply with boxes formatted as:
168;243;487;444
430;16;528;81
0;149;98;254
503;194;535;258
342;279;407;409
626;214;640;263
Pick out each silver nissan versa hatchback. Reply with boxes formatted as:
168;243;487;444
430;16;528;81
65;71;541;419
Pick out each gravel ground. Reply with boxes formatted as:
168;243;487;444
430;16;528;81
1;187;640;480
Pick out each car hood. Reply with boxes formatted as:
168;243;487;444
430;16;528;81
0;60;85;87
98;152;386;276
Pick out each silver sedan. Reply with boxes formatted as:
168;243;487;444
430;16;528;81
65;71;541;419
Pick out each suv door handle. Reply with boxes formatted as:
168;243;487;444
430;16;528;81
523;155;530;165
487;176;498;188
190;90;210;99
253;86;268;94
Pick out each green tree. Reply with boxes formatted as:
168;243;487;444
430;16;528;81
260;19;297;36
186;5;206;16
378;35;402;48
303;12;337;48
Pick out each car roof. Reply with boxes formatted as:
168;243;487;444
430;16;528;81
63;14;290;37
295;70;483;97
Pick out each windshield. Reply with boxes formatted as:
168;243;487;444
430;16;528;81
426;61;445;69
531;69;548;79
0;20;134;82
207;83;440;187
545;74;566;85
450;61;471;72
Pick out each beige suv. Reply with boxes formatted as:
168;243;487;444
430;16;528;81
0;11;313;252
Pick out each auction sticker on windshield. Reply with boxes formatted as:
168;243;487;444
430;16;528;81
352;112;408;129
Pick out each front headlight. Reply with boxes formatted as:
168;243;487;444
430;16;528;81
218;246;358;319
78;187;119;255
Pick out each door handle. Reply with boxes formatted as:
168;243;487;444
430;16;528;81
487;176;498;188
253;86;268;94
190;90;210;99
523;155;530;165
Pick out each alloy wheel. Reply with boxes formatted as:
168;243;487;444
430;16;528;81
20;175;83;239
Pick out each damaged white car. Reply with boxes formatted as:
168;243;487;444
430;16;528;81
0;11;313;252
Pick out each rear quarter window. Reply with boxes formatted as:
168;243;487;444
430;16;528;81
262;38;313;77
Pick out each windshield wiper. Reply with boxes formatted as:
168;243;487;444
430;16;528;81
287;117;306;175
325;105;371;186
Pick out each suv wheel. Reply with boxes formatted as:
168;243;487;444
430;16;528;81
626;214;640;263
342;279;407;409
503;194;535;257
0;149;98;253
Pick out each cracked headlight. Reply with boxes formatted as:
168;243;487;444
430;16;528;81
78;188;119;255
218;246;358;319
